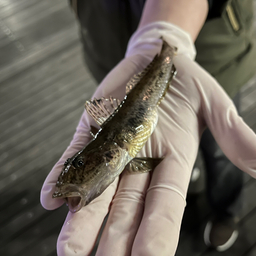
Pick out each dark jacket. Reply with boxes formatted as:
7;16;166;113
71;0;256;97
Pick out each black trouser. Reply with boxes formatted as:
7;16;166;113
200;93;243;218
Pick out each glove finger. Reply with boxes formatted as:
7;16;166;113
40;113;92;210
131;155;192;256
57;178;119;256
198;75;256;178
95;171;150;256
132;102;200;256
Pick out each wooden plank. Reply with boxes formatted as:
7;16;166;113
2;1;66;33
0;206;67;256
0;1;71;68
20;234;58;256
0;123;80;192
0;42;86;101
0;23;80;83
0;59;83;114
0;65;93;144
0;162;53;209
0;0;40;20
0;188;40;226
0;104;83;181
0;203;49;245
0;63;84;121
0;7;77;65
0;78;95;181
0;38;24;67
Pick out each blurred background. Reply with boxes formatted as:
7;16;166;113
0;0;256;255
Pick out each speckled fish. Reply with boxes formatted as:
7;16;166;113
52;40;177;213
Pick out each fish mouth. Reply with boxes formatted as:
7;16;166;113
65;196;85;213
53;189;86;213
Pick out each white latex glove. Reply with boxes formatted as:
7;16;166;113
41;22;256;256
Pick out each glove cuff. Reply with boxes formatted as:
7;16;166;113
125;21;196;60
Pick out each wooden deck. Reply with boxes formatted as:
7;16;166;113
0;1;255;255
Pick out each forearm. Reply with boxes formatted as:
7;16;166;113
138;0;209;42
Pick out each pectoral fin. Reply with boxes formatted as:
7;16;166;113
125;157;163;174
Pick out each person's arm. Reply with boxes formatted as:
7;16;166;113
139;0;208;41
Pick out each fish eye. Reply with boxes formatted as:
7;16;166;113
77;160;84;167
73;159;84;168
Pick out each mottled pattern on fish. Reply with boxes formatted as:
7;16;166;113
94;41;176;157
53;40;177;212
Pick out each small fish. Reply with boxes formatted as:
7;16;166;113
52;40;177;213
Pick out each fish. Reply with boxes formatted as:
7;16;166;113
52;39;177;213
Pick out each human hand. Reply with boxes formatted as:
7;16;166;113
41;22;256;256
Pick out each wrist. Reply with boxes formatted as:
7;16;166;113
138;0;208;42
125;21;196;60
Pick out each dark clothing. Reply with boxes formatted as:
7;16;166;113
70;0;256;218
71;0;256;98
196;0;256;98
200;93;243;217
71;0;227;82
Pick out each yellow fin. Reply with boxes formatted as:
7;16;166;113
85;97;121;126
125;157;163;173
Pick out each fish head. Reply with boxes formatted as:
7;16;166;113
52;141;129;213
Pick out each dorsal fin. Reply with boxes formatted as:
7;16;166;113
85;97;120;126
85;54;159;126
126;70;147;94
126;54;158;94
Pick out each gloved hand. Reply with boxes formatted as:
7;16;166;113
41;22;256;256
